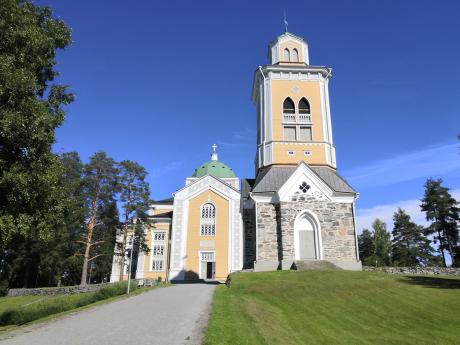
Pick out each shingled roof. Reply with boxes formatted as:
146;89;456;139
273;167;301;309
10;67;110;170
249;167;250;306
243;165;356;197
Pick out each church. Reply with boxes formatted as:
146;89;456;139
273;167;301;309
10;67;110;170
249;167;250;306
110;30;361;283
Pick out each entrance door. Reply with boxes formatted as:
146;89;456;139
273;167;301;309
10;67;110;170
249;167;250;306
206;262;215;279
296;215;317;260
200;252;216;279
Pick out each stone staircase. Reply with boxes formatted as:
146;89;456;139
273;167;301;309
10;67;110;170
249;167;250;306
294;260;341;271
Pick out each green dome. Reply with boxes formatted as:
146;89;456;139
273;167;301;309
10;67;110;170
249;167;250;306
192;160;236;178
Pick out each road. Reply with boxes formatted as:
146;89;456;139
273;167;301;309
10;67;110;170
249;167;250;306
0;283;217;345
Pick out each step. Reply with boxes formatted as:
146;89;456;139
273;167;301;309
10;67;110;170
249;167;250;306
294;260;341;271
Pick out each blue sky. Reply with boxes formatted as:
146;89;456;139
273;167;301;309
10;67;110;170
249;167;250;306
38;0;460;231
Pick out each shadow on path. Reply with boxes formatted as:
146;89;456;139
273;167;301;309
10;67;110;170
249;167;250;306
399;275;460;289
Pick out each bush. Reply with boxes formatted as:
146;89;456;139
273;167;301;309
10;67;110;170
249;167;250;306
0;280;138;326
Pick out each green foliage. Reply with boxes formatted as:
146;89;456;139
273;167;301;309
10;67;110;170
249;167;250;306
358;229;373;261
391;208;435;266
421;178;460;267
204;271;460;345
0;281;137;326
116;161;151;279
358;219;391;266
0;0;72;288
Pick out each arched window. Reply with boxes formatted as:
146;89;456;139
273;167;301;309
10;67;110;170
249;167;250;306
298;98;310;114
292;48;299;62
283;48;290;62
283;97;295;114
200;203;216;236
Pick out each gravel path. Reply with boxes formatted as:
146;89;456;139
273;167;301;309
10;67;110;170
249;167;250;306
0;283;217;345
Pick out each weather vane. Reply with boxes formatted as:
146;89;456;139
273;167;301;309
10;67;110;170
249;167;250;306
283;9;288;33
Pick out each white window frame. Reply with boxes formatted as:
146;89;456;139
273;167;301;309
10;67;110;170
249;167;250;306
200;203;216;236
198;250;216;279
150;231;166;272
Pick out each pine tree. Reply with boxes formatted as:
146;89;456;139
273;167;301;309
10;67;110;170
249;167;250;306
79;152;119;285
391;208;434;266
117;161;150;280
421;179;460;267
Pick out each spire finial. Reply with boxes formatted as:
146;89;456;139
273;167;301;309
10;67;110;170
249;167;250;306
211;144;218;161
283;9;288;33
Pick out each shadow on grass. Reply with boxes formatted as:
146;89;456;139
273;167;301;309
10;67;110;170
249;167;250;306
400;276;460;289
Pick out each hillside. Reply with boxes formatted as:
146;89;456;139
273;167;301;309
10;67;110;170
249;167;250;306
204;270;460;345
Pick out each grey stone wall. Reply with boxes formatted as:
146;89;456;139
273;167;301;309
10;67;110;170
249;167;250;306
280;192;357;262
256;203;281;262
7;283;109;297
243;207;256;268
363;266;460;276
254;192;358;263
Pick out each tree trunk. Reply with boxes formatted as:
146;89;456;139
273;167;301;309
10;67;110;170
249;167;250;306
119;187;132;281
80;197;97;286
437;229;447;267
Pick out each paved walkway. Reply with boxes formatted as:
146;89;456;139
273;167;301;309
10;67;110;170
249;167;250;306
0;283;217;345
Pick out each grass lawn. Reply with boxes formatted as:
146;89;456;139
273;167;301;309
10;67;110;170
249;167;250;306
0;295;55;314
204;270;460;345
0;281;164;330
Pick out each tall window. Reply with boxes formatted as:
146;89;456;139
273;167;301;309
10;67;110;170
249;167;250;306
283;97;295;114
299;98;310;114
283;48;290;62
292;48;299;62
151;231;166;272
284;126;296;141
298;126;312;141
201;203;216;236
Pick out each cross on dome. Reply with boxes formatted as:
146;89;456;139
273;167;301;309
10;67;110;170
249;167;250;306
211;144;218;161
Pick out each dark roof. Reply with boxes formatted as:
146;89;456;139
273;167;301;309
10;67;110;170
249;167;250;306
151;197;173;205
248;164;356;195
242;179;256;199
151;211;173;219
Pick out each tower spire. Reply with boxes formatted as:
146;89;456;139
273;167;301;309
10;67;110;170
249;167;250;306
283;9;288;33
211;143;218;161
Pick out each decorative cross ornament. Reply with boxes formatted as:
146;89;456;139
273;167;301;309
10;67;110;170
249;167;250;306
212;144;217;153
299;181;310;193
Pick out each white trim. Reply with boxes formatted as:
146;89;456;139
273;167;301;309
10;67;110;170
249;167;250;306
294;210;323;260
278;162;334;202
149;230;166;272
200;202;216;236
198;250;216;279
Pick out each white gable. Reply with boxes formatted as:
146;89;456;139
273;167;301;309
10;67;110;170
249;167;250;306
277;163;354;203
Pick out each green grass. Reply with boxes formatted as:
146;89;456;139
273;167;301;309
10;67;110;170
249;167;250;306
204;270;460;345
0;281;161;328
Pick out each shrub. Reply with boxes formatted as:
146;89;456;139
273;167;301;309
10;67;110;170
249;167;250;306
0;280;138;326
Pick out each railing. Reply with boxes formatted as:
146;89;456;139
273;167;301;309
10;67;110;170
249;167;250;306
298;114;312;123
283;113;312;123
283;113;296;122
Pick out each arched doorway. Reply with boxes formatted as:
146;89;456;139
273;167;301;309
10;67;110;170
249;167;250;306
294;211;322;260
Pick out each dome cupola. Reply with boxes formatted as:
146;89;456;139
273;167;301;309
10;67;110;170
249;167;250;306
192;144;236;178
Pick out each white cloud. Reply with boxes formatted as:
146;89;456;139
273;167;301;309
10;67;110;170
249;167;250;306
356;189;460;233
150;159;186;177
343;142;460;189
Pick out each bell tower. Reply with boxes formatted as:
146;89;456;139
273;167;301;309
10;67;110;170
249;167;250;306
252;32;336;172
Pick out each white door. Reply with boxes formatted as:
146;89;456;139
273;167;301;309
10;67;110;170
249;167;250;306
296;215;317;260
